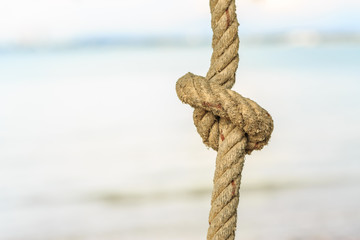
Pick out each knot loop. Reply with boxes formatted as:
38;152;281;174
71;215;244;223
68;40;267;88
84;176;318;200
176;72;273;154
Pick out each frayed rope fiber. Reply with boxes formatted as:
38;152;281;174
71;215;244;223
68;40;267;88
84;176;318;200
175;0;274;239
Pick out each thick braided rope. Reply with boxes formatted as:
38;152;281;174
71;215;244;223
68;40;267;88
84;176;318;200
175;0;273;239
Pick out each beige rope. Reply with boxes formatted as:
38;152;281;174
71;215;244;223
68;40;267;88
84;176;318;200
176;0;273;240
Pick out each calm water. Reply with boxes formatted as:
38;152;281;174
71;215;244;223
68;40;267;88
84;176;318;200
0;44;359;240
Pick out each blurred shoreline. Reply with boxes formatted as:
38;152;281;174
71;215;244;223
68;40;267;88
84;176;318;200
1;32;360;53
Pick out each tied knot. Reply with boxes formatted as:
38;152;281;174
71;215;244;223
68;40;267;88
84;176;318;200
176;72;273;154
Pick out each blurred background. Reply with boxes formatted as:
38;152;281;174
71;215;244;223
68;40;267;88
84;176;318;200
0;0;359;239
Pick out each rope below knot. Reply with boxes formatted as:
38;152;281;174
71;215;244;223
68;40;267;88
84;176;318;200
175;0;274;239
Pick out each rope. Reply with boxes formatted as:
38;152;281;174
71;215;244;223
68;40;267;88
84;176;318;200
176;0;274;240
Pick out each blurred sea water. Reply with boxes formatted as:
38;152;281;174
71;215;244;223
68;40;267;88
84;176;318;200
0;43;360;240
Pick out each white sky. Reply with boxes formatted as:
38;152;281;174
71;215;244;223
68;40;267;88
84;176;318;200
0;0;359;43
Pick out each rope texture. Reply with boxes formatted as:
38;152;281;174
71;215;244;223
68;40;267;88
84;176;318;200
176;0;274;239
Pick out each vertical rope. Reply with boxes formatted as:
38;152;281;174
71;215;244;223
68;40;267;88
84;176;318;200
175;0;274;239
206;1;242;239
207;0;239;88
207;118;246;240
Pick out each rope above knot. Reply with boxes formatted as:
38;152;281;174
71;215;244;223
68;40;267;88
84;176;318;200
176;72;273;154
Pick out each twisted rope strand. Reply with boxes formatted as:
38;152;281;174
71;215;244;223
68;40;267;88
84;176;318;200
175;0;273;239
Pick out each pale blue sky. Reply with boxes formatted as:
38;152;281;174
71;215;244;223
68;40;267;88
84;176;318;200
0;0;359;44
